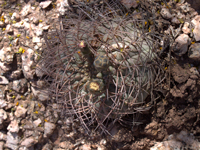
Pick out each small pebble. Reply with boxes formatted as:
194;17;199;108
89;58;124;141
173;34;190;56
14;106;27;118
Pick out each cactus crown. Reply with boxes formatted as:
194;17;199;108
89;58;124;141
40;0;164;135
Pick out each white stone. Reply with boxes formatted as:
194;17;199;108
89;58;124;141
6;24;13;33
44;122;56;138
39;1;52;9
37;42;43;47
0;100;8;109
150;131;200;150
43;25;50;30
0;132;7;140
182;22;190;34
35;28;43;36
0;62;11;72
58;0;69;15
0;141;4;150
11;12;20;21
0;21;4;28
32;37;41;43
188;43;200;60
21;137;36;147
174;34;190;56
21;49;37;79
31;6;36;10
20;4;31;17
191;15;200;41
0;109;7;124
14;106;27;118
5;131;19;150
34;45;39;50
7;120;19;133
12;21;25;28
33;118;42;127
0;76;9;84
0;47;13;64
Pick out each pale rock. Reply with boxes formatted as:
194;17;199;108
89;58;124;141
34;45;39;50
35;27;43;36
190;67;199;76
31;6;36;10
97;146;106;150
177;11;185;20
0;21;4;28
14;106;27;118
188;43;200;61
0;47;14;64
39;1;52;9
13;79;28;94
44;122;56;138
191;15;200;41
20;4;31;17
150;131;200;150
11;12;20;21
80;144;91;150
42;25;50;30
5;131;19;150
0;109;7;126
8;112;14;122
39;23;43;28
31;87;49;101
120;0;138;9
182;22;190;34
7;120;19;133
37;42;43;47
180;2;190;13
24;18;30;22
59;141;74;149
21;137;36;147
0;132;7;140
32;37;41;43
21;48;37;79
0;76;9;85
100;139;107;145
9;70;22;80
4;18;9;24
0;141;4;150
13;38;19;46
32;17;39;25
0;100;8;109
0;62;11;72
23;21;30;30
173;34;190;56
33;118;42;127
160;8;173;20
58;0;69;15
12;21;25;28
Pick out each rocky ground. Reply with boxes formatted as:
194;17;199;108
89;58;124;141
0;0;200;150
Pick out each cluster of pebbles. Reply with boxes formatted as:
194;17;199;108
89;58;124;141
0;0;198;149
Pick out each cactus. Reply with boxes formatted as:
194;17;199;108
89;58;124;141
40;1;164;135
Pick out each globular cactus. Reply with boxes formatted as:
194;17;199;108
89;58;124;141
40;0;164;135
